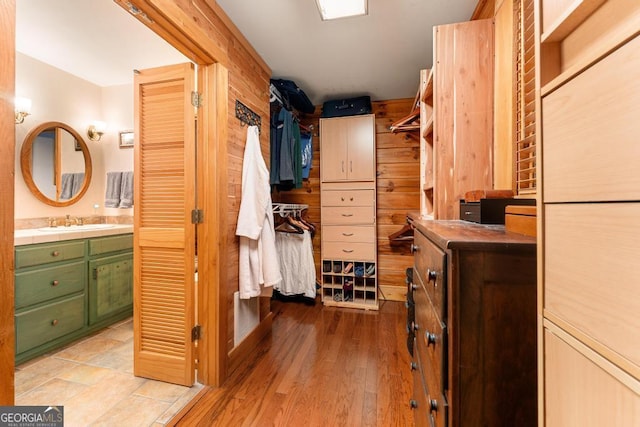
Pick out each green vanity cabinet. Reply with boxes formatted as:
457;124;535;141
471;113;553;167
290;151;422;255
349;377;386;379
14;233;133;364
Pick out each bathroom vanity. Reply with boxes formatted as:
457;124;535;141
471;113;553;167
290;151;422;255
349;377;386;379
14;225;133;364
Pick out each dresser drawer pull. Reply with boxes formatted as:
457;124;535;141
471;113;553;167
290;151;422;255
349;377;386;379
51;280;59;287
51;251;60;257
341;213;354;217
427;269;438;283
342;232;354;236
51;319;59;326
410;400;418;409
410;362;417;371
350;197;354;201
410;244;419;254
430;399;438;413
341;197;345;201
342;249;354;253
426;332;437;346
411;321;419;332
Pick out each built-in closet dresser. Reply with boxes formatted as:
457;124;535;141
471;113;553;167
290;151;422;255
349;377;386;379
320;114;378;309
14;231;133;364
408;215;537;427
536;0;640;423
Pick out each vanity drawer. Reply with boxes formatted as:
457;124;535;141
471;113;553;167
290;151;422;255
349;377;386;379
322;225;375;243
413;230;446;321
88;234;133;256
15;240;86;269
15;260;86;309
15;294;85;354
321;206;375;225
322;241;375;261
322;189;375;207
414;279;446;395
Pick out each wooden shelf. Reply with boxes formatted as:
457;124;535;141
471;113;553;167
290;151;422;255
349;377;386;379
541;0;606;43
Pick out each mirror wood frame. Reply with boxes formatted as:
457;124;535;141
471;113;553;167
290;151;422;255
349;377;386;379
20;121;93;207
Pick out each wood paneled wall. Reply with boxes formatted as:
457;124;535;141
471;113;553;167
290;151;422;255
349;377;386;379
275;98;419;302
0;0;15;405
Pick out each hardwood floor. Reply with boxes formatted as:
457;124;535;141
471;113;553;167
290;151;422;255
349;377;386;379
171;298;414;426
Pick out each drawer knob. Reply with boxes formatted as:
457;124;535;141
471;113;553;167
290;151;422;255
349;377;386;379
427;269;438;283
350;197;354;201
411;283;418;291
410;362;417;371
341;213;353;217
426;332;437;346
341;197;345;201
410;244;419;254
51;319;59;326
411;321;419;332
430;399;438;412
51;251;60;257
410;400;418;409
51;280;59;287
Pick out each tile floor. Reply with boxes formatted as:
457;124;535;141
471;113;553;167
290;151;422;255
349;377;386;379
14;318;203;426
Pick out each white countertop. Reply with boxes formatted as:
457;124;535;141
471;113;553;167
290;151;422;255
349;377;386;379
15;224;134;246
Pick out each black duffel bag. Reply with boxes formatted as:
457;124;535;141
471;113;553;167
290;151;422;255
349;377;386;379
321;96;372;118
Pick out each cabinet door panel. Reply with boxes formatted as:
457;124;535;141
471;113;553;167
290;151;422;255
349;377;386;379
89;253;133;324
544;328;640;426
346;115;375;181
543;35;640;203
545;203;640;370
320;118;348;181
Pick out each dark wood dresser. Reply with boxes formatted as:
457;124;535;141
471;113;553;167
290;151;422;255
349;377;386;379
408;215;537;427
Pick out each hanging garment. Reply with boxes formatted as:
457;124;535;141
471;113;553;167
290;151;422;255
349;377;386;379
274;229;316;298
236;125;282;299
300;132;312;179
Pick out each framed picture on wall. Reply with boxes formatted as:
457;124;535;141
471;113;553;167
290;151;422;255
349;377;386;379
119;131;134;148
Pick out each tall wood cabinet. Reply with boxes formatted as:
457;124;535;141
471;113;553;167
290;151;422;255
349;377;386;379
420;18;494;219
536;0;640;424
320;114;378;309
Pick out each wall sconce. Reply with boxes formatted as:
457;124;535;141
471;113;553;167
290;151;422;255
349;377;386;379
14;97;32;124
87;121;107;141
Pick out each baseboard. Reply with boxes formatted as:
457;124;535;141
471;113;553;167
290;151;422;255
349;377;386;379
227;311;273;376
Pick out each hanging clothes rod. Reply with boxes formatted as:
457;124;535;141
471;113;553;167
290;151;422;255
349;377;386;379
272;203;309;217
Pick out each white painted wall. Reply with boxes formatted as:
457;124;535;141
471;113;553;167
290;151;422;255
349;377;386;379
14;53;133;220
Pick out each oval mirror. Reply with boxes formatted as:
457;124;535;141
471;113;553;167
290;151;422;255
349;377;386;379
20;121;92;207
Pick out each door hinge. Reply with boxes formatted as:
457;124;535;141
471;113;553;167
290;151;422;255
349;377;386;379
92;268;98;280
191;91;202;108
191;325;201;342
191;209;204;224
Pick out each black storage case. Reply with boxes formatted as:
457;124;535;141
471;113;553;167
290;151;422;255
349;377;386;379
459;198;536;224
321;96;372;118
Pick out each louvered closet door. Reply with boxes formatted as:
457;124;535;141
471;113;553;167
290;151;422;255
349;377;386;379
133;63;197;386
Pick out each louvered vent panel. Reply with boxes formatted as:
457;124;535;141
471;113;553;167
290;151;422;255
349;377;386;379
140;81;186;228
515;0;537;195
140;247;186;357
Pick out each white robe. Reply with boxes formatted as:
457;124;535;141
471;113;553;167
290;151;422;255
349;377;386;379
236;125;282;299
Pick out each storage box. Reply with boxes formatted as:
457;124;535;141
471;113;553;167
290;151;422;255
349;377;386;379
460;198;535;224
505;205;537;237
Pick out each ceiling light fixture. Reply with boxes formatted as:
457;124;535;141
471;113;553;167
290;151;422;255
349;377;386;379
316;0;368;21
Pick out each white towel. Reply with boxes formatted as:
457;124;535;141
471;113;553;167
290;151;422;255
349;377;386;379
118;171;134;208
105;172;122;208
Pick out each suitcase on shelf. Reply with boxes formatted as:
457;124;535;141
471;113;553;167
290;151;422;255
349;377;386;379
321;96;372;118
270;79;315;114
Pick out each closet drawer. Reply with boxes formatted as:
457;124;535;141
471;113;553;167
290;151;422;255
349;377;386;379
88;234;133;256
545;203;640;370
322;241;375;260
322;189;374;207
413;230;446;321
414;279;446;396
15;240;86;269
15;294;85;354
15;260;86;309
544;328;640;426
543;35;640;203
322;225;375;243
321;206;375;225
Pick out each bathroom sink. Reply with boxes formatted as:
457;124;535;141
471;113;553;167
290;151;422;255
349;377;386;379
37;224;116;232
